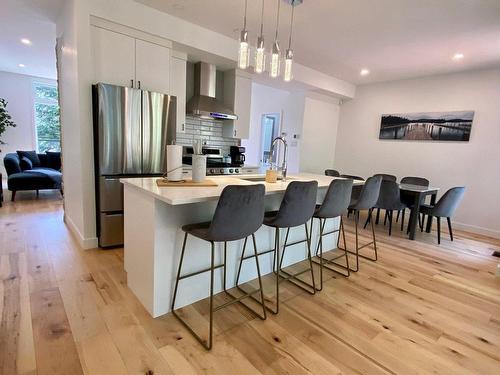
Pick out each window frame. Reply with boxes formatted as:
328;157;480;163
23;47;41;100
32;81;60;153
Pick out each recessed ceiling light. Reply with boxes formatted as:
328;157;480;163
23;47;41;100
452;53;464;61
20;38;32;45
18;64;26;68
360;69;370;76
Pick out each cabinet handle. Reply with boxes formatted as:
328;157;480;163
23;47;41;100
138;80;141;89
131;79;134;88
234;130;237;137
182;123;185;132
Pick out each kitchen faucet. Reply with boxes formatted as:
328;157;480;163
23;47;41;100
269;136;288;182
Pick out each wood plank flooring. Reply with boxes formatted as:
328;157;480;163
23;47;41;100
1;190;499;374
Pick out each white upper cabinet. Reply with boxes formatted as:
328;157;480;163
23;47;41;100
135;39;170;94
223;69;252;139
91;26;136;88
170;52;187;133
91;26;171;94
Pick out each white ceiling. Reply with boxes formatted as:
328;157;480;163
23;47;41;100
136;0;500;84
0;0;63;80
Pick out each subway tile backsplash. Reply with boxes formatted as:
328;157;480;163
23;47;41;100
176;116;239;156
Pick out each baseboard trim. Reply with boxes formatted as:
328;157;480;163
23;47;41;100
453;221;500;240
64;214;98;249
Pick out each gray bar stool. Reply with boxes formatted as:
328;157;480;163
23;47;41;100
171;184;266;350
347;175;382;272
311;179;353;289
237;181;318;314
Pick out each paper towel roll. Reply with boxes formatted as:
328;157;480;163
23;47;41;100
166;145;183;181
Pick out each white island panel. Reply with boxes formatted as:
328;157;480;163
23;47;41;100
122;174;349;317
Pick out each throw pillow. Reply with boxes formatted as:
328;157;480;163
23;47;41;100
16;150;41;167
20;156;33;171
45;151;62;171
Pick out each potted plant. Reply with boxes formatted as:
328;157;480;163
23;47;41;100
0;98;16;153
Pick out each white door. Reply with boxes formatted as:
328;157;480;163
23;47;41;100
91;26;136;87
135;39;171;94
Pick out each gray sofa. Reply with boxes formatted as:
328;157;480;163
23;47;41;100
3;151;63;201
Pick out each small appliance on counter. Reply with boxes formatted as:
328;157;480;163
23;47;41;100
229;146;246;167
183;146;255;176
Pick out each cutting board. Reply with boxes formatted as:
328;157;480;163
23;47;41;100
156;178;218;187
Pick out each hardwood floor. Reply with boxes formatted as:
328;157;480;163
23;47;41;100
1;191;499;374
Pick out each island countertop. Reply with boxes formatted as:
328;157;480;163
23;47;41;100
120;173;361;206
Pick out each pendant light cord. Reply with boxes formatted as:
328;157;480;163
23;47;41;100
260;0;265;36
288;4;295;49
275;0;281;40
243;0;248;30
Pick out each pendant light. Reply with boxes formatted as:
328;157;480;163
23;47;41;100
270;0;281;78
238;0;250;70
283;2;296;82
254;0;266;74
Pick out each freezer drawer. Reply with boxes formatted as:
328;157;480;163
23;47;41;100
99;212;124;247
99;177;124;212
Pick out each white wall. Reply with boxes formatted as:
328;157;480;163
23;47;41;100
335;68;500;238
242;83;305;173
0;71;56;176
300;94;340;174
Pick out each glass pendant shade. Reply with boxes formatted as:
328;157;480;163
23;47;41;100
238;30;250;70
270;40;281;78
283;48;293;81
254;37;266;73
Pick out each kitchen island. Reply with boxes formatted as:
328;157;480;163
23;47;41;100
121;173;354;317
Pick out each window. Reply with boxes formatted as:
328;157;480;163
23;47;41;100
33;82;60;152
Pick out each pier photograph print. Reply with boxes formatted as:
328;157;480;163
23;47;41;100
379;110;474;141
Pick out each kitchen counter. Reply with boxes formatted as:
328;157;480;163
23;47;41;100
120;173;345;205
121;174;360;317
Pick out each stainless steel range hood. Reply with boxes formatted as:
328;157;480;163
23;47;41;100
186;62;237;120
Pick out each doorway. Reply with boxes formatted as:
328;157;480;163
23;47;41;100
260;113;281;164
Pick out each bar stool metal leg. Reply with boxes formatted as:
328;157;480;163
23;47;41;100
312;216;350;291
171;235;215;350
344;209;378;272
278;222;316;295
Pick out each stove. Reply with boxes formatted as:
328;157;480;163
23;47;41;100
183;146;247;175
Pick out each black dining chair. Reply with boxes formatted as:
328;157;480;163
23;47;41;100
364;180;407;235
340;175;365;218
325;169;340;177
420;187;465;244
347;175;382;272
311;179;353;287
398;176;430;230
171;184;267;350
374;173;397;182
372;174;397;224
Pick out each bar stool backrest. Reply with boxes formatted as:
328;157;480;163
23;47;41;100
270;181;318;228
430;186;465;218
351;175;382;210
400;176;430;187
316;179;353;218
374;173;397;182
376;180;403;209
325;169;340;177
207;184;265;241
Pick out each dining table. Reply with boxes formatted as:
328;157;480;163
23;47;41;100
399;183;440;240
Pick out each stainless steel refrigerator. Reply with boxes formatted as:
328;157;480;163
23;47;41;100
92;83;177;247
